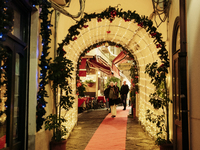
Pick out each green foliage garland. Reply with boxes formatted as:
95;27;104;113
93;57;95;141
53;6;168;91
0;0;13;124
130;64;139;94
129;64;139;105
33;0;54;131
35;5;170;137
75;40;136;85
56;6;168;68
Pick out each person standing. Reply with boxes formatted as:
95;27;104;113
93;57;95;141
120;81;129;110
114;82;120;105
106;82;118;117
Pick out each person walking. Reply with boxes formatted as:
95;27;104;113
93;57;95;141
104;85;110;112
105;82;118;117
120;81;129;110
114;82;120;104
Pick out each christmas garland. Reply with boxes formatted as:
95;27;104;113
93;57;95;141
130;64;139;94
74;40;136;92
0;0;13;124
53;6;169;87
56;6;169;69
34;5;170;131
32;0;53;131
75;40;136;75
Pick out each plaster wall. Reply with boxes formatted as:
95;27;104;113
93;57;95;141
187;0;200;149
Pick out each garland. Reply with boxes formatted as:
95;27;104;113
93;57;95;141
75;40;136;76
56;6;168;68
52;6;168;90
33;0;53;131
0;0;13;124
74;40;136;91
56;6;169;142
130;64;139;94
34;5;169;132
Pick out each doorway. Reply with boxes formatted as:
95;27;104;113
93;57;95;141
172;17;182;150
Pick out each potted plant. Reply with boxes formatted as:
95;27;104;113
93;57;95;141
85;80;95;87
76;79;87;97
145;62;173;150
45;49;74;150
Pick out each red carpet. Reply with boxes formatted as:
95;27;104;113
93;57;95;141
85;106;129;150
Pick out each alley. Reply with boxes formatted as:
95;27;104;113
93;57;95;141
66;107;159;150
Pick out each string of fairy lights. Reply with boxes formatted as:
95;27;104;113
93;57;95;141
61;7;167;138
32;0;53;131
30;4;169;137
0;0;13;124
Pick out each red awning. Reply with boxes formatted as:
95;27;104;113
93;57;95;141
112;63;120;78
79;58;87;69
112;51;128;65
88;58;111;75
97;56;110;67
79;58;87;77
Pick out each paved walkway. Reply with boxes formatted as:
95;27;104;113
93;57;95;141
66;108;159;150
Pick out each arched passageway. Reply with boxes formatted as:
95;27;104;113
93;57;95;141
57;6;168;139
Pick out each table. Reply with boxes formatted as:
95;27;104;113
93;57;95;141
78;97;87;108
97;96;106;103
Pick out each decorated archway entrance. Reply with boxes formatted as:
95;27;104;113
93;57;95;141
54;6;169;139
34;3;170;143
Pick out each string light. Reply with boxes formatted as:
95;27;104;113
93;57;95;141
52;6;169;139
0;33;3;39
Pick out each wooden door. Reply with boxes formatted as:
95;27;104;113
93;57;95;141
173;51;182;150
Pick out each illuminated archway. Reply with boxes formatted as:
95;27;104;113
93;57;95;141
57;6;169;138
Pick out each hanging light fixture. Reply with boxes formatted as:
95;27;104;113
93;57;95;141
151;0;171;27
49;0;85;19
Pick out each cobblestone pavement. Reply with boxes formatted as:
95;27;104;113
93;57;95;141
66;109;109;150
126;117;159;150
66;109;159;150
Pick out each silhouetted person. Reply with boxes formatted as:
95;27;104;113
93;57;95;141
120;81;129;110
104;85;110;112
104;82;118;117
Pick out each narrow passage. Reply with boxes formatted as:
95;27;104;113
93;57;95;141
66;107;159;150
